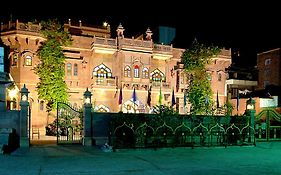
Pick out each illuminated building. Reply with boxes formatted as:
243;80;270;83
0;20;231;133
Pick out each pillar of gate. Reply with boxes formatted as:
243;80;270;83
83;88;92;146
20;84;30;147
246;97;256;144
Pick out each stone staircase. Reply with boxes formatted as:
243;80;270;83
0;128;19;154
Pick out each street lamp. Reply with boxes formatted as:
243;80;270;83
83;88;92;105
246;97;255;111
20;84;29;102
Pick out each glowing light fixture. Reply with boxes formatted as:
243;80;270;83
84;88;92;105
246;97;255;110
9;88;18;99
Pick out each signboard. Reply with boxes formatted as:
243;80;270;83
260;96;278;108
0;47;4;72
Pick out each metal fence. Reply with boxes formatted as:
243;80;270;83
109;114;255;149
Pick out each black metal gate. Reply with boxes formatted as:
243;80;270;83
57;102;83;144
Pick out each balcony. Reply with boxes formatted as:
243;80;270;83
121;81;171;91
151;81;171;89
152;44;173;60
1;20;41;34
226;79;258;86
91;77;116;87
119;38;153;52
91;37;117;54
153;44;172;53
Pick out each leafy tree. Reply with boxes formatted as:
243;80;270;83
152;104;178;116
35;19;72;112
182;39;221;114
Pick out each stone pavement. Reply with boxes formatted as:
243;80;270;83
1;142;281;175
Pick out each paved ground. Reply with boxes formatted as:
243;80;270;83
1;142;281;175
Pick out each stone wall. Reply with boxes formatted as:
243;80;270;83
0;110;20;135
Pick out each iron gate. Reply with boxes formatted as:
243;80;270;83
255;108;281;141
57;102;83;144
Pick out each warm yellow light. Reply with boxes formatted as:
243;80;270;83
84;97;91;104
247;104;254;110
103;22;108;27
9;89;18;99
22;94;27;101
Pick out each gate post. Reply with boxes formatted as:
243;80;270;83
246;98;256;143
20;84;30;147
83;88;92;146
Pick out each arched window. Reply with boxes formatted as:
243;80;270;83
74;63;78;76
142;67;149;78
265;59;272;66
150;69;165;82
39;101;44;111
124;66;131;77
25;55;32;66
93;63;112;78
218;73;222;81
12;53;18;66
134;65;139;78
66;63;72;76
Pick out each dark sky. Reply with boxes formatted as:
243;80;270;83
1;1;280;67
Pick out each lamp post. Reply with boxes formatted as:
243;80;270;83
246;97;256;144
83;88;92;146
20;84;30;147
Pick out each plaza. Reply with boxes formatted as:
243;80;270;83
1;142;280;175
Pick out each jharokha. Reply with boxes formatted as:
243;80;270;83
0;19;231;134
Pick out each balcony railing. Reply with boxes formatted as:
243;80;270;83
119;38;153;48
93;37;116;46
153;44;172;53
1;20;41;33
151;81;170;89
92;77;116;87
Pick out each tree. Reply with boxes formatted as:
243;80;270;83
182;39;221;114
35;19;72;112
152;104;178;116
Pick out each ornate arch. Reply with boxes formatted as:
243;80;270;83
150;68;165;82
93;63;112;78
94;104;110;112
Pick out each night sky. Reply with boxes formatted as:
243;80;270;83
1;1;280;67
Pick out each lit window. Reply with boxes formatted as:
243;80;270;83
12;54;18;66
142;67;149;78
124;66;131;77
25;55;32;66
74;63;78;76
134;65;139;78
66;63;72;76
93;63;112;78
150;69;165;82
